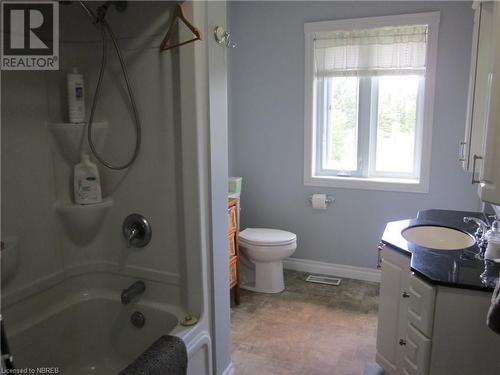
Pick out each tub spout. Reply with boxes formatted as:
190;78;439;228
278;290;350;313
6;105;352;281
121;281;145;304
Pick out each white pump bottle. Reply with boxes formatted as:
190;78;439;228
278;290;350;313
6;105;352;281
74;153;102;205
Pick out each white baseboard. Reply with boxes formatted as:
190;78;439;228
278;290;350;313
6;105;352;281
283;257;380;283
221;362;235;375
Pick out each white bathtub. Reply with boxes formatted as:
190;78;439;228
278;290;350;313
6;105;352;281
3;270;212;375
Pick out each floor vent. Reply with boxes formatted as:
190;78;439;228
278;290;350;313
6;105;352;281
305;274;342;286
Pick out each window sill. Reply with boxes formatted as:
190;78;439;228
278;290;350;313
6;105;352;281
304;175;429;193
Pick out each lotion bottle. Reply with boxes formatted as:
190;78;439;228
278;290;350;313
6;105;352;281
67;67;85;123
74;153;102;205
485;220;500;261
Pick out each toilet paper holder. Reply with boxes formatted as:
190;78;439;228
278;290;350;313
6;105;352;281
307;195;334;206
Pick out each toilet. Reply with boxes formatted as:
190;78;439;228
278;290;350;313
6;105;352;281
238;228;297;293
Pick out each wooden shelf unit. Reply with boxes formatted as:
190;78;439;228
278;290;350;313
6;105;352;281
228;198;240;305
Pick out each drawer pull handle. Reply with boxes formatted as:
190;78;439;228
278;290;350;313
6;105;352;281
377;243;386;269
471;154;483;184
458;141;467;162
399;339;407;346
402;292;410;298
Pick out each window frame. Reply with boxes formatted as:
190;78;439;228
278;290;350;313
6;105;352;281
303;12;440;193
367;75;425;180
317;76;362;177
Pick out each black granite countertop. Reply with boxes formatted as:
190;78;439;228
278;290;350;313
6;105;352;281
381;209;500;292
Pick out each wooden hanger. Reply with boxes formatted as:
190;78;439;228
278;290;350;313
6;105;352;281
160;4;201;51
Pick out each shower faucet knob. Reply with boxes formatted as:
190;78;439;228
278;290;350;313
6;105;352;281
123;214;152;248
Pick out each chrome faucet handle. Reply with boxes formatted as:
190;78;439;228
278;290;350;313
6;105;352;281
126;226;140;248
464;217;491;259
122;214;152;248
463;217;489;238
487;215;499;225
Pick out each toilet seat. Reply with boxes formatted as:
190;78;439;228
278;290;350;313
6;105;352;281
239;228;296;247
238;228;297;294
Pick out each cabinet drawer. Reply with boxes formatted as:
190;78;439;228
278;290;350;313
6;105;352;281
228;205;237;233
402;323;431;375
228;234;236;257
229;256;238;288
407;273;436;337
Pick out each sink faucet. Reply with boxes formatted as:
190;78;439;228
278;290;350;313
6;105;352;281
463;217;490;258
463;217;489;237
121;281;146;304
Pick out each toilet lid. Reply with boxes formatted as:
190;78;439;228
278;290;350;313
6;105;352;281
239;228;297;246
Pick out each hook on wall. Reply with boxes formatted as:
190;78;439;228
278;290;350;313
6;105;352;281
214;26;237;48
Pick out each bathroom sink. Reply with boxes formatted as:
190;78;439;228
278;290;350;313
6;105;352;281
402;225;475;250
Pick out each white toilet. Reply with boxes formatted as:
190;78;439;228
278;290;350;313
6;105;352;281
238;228;297;293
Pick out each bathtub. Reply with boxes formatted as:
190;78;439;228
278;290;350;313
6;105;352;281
2;270;212;375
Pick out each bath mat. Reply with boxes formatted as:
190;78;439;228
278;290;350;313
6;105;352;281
119;335;187;375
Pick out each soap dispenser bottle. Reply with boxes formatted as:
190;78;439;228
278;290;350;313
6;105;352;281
485;220;500;261
74;153;102;205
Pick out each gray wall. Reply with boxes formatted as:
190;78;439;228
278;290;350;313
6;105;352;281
228;1;480;269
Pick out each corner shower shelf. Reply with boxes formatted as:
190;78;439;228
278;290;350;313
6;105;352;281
55;198;113;245
50;121;108;165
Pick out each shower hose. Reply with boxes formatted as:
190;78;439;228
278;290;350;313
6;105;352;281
87;19;141;170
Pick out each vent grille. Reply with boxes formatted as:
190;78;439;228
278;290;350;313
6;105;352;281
305;274;342;286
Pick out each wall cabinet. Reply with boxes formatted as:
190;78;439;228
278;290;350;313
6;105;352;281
478;2;500;204
462;2;493;172
462;1;500;204
376;245;500;375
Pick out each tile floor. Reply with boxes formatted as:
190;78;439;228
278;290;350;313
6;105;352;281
230;270;380;375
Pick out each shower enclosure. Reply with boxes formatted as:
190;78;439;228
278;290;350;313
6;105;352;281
1;2;213;373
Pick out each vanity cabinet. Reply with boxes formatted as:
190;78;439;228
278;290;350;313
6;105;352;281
376;245;411;375
228;198;240;305
462;1;500;204
376;245;500;375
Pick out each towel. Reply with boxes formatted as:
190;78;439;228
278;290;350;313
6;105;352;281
119;335;187;375
487;277;500;335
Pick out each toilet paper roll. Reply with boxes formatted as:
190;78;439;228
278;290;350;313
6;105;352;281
311;194;328;210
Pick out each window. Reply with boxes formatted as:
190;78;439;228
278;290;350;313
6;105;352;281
304;13;440;193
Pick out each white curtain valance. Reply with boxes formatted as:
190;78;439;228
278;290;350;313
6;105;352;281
314;25;428;77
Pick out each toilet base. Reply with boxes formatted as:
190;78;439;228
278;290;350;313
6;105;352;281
240;260;285;294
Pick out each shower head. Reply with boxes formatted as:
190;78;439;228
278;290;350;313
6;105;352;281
64;1;127;26
113;1;128;12
96;1;128;22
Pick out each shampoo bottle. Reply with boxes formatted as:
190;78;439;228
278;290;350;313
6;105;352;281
74;154;102;205
67;67;85;123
